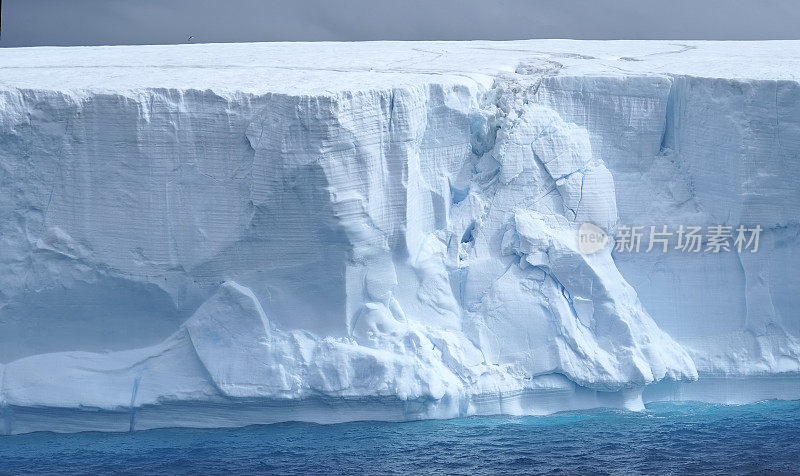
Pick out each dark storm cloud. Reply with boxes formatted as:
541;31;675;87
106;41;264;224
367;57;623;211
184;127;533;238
2;0;799;47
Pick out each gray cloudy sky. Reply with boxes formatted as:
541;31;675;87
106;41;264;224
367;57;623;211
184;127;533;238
2;0;800;47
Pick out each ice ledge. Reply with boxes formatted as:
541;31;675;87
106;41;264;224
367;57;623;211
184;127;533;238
4;375;799;434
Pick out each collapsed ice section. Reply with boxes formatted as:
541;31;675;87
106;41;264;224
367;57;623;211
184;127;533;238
0;41;798;432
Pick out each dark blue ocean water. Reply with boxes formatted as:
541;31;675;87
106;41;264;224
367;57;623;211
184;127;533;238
1;401;798;475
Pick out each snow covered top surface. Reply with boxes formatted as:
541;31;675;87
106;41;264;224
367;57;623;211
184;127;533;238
1;40;799;94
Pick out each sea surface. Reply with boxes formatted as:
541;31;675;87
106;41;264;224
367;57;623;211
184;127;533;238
1;401;798;475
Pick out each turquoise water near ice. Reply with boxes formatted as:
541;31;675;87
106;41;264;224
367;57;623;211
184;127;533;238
1;401;798;475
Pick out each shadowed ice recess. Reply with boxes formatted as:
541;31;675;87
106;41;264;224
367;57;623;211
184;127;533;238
0;41;799;433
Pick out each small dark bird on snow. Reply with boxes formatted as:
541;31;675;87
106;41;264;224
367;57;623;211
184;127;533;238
187;36;194;43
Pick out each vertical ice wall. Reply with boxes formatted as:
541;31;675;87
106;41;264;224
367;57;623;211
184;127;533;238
0;54;798;432
537;74;800;377
0;89;268;361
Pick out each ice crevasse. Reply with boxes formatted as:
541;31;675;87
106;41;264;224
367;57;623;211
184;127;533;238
0;41;799;433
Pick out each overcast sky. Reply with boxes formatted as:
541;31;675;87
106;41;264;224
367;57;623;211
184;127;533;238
2;0;800;47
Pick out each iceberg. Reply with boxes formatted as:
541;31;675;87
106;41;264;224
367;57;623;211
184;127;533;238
0;41;798;433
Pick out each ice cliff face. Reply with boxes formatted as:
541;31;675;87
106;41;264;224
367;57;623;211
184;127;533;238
1;41;799;433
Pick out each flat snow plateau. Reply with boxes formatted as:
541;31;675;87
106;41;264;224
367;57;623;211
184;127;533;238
1;41;799;433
